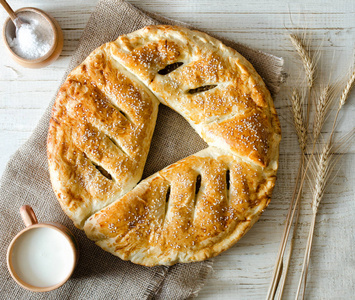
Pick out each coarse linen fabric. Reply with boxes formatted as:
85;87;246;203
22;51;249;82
0;0;284;299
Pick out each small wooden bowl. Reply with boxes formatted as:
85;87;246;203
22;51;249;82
2;7;63;68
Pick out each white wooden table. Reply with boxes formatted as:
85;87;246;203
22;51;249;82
1;1;354;299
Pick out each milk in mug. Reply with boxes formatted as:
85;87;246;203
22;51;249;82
11;227;75;287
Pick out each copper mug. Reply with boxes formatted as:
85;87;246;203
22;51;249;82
7;205;79;292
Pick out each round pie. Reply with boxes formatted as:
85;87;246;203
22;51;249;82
47;25;281;266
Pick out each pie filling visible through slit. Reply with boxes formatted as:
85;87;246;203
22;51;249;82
47;25;281;266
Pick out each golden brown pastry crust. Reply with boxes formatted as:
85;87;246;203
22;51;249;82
47;25;281;266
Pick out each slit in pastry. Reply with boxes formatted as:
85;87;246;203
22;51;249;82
188;84;217;94
158;62;184;75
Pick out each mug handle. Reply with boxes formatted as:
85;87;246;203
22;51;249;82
20;205;38;227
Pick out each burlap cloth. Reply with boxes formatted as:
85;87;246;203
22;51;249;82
0;0;284;299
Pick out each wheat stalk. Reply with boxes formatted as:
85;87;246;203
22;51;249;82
296;128;354;299
266;91;308;299
268;34;354;300
279;82;332;289
266;157;304;300
266;33;316;300
295;66;355;298
289;34;315;88
275;195;301;300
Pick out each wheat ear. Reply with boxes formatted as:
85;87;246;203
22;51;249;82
291;89;307;152
331;66;355;135
313;85;333;141
339;68;355;108
289;34;315;88
312;142;332;213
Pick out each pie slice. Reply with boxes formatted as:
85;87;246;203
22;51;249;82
47;45;159;228
84;147;276;266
